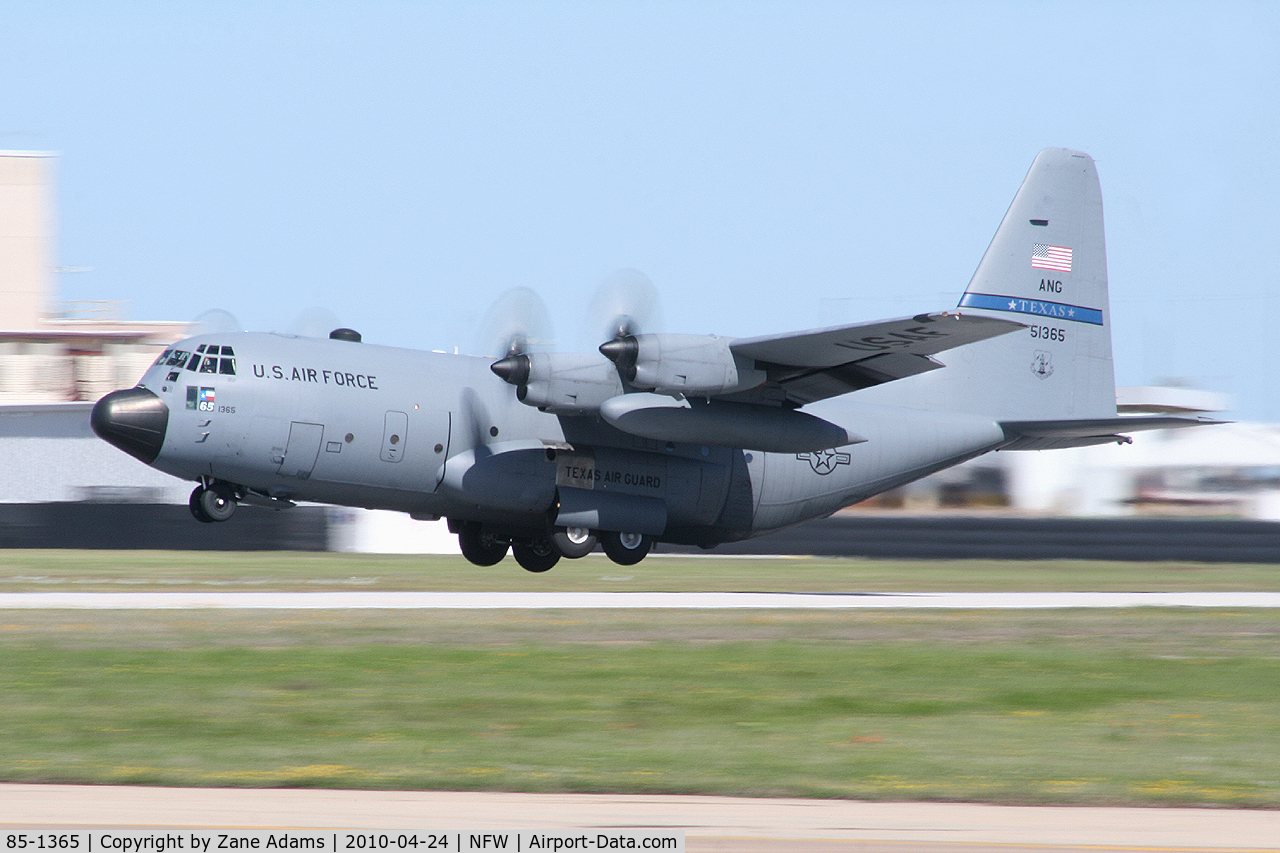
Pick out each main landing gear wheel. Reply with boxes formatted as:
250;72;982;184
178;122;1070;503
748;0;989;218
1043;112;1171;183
601;531;652;565
512;540;560;573
457;523;509;567
550;526;597;559
189;483;237;523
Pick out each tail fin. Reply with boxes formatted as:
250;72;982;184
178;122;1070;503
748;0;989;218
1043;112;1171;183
936;148;1117;421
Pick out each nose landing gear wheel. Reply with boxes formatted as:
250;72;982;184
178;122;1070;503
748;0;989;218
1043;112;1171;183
550;526;597;559
601;531;652;565
512;540;560;573
189;483;237;523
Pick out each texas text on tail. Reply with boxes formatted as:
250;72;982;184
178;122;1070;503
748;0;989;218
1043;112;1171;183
92;149;1214;572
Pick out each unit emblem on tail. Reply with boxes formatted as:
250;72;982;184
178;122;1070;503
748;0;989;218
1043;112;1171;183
1031;351;1054;379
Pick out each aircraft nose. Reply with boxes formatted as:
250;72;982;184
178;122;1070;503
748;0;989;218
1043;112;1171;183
91;387;170;464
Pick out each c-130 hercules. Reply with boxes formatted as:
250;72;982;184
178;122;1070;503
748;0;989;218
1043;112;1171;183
92;149;1213;571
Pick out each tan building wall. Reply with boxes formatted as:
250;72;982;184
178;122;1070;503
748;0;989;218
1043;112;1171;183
0;152;53;330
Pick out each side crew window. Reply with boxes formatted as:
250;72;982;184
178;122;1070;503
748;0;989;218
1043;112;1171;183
166;350;191;369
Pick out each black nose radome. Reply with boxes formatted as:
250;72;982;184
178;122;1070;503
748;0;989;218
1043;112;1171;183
91;387;170;465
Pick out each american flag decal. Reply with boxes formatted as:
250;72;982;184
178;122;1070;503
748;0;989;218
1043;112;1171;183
1032;243;1072;272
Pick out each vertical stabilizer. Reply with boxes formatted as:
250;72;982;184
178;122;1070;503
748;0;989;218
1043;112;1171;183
896;149;1117;421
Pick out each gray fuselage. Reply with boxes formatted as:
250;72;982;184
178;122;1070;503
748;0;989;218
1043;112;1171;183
126;330;1006;546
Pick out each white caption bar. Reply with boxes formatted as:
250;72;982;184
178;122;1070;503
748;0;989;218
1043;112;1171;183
2;832;684;853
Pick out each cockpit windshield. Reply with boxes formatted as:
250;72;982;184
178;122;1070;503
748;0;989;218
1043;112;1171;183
155;344;236;375
165;350;191;369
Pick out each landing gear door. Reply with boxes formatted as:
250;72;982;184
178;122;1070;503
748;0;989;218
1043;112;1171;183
278;421;324;479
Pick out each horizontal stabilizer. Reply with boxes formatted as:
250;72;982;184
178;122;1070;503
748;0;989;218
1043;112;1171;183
1000;416;1225;450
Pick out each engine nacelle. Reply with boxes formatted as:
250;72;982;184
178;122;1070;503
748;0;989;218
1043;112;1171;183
491;352;623;413
600;333;766;397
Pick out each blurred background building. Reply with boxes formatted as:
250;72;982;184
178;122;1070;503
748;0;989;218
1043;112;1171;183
0;151;192;507
0;152;186;405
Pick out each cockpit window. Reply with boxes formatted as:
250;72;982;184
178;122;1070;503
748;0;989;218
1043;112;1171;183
188;344;237;375
165;350;192;369
155;349;173;366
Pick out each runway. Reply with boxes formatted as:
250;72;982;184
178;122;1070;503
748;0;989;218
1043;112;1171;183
2;784;1277;852
2;590;1279;609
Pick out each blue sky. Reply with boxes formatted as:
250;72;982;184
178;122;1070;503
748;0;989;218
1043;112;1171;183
4;1;1278;417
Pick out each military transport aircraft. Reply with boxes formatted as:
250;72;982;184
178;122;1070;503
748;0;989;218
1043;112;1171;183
92;149;1213;572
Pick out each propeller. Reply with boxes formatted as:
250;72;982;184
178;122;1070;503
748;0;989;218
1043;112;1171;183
478;287;556;388
190;309;242;336
287;307;343;339
459;386;496;450
191;307;352;340
584;268;663;346
475;287;555;357
589;269;663;383
481;273;665;392
598;334;640;382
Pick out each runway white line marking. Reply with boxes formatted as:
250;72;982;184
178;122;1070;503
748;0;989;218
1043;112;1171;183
0;591;1278;609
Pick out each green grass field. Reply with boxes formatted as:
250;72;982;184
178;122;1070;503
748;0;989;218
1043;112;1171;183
0;551;1277;808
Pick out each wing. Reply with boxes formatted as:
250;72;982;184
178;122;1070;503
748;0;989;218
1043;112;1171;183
726;311;1025;406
